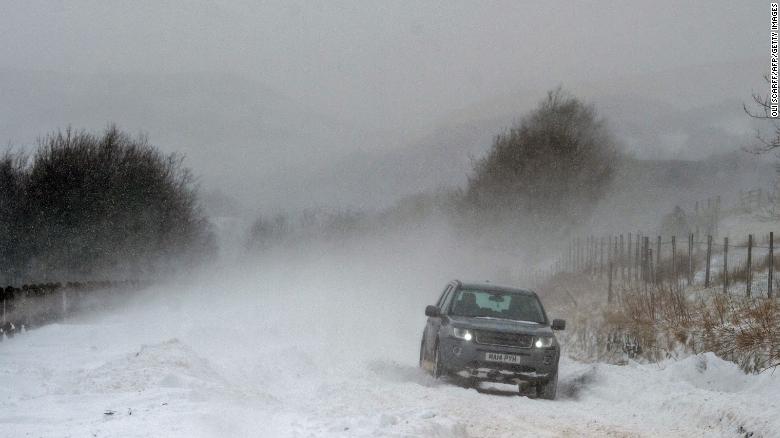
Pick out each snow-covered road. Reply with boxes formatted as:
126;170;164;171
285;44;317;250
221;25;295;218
2;293;778;437
1;238;778;438
1;319;777;437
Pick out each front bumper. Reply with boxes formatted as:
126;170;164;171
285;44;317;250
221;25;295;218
439;336;559;384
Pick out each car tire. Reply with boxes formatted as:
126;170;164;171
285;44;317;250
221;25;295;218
537;371;558;400
432;341;446;379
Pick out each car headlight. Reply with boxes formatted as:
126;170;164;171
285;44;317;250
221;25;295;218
452;327;473;341
534;336;554;348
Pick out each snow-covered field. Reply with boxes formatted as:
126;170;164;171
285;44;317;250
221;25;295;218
1;234;779;437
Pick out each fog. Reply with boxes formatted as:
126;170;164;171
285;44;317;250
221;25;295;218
5;4;780;435
0;1;769;213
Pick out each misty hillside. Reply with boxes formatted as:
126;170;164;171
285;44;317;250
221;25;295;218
589;152;773;234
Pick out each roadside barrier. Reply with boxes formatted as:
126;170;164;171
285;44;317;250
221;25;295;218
0;280;149;341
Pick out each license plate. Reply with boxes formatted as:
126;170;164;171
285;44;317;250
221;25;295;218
484;352;523;364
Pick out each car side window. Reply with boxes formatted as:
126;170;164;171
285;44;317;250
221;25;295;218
435;285;452;308
440;287;457;314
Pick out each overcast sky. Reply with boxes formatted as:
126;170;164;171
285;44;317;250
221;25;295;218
0;1;771;212
1;1;766;132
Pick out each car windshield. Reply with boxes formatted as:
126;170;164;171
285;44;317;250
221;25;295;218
448;289;545;323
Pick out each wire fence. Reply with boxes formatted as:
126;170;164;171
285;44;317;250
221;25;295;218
530;230;779;301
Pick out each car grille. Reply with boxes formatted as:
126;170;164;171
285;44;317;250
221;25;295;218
474;330;533;348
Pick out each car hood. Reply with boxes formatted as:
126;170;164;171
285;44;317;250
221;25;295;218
447;316;554;336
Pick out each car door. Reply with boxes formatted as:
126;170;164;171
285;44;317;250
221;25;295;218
424;284;453;359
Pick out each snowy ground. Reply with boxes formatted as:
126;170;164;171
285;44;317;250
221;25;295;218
2;318;777;438
1;235;779;437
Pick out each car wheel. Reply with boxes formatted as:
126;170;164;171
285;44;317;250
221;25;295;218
432;342;446;379
537;372;558;400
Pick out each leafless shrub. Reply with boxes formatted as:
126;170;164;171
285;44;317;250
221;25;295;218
1;126;214;283
461;88;621;242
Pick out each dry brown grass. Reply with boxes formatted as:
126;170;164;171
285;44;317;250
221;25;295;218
701;296;780;372
615;286;780;372
539;271;780;372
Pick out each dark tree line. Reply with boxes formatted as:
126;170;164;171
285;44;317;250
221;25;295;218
0;127;214;284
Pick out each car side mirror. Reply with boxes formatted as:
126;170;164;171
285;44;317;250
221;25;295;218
425;305;441;317
551;319;566;330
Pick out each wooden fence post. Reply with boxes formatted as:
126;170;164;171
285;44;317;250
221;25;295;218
627;233;633;285
705;235;712;287
613;237;619;288
648;246;655;285
643;236;650;287
656;236;661;284
671;236;677;291
640;237;645;283
640;236;646;284
723;237;729;293
635;233;642;283
688;233;693;286
770;232;774;299
646;247;652;293
746;234;753;298
620;234;625;283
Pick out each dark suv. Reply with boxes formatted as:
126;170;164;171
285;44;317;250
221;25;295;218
419;280;565;399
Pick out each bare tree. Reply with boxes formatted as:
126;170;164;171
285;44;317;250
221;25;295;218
744;75;780;153
744;76;780;221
